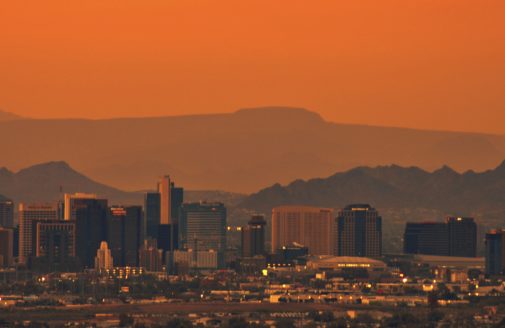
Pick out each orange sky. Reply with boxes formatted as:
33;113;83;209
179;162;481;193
1;0;504;133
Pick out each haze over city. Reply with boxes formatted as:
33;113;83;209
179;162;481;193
2;1;505;327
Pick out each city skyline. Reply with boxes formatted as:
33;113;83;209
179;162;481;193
1;1;504;325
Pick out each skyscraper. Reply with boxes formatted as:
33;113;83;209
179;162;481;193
241;215;267;258
337;204;382;257
447;217;477;257
271;206;335;256
31;220;78;272
157;176;184;253
18;203;60;264
0;200;14;228
0;227;13;267
485;229;505;276
107;206;142;267
403;217;477;257
403;222;449;256
179;202;227;254
144;192;160;239
158;176;172;225
95;241;113;271
73;197;108;268
63;193;98;220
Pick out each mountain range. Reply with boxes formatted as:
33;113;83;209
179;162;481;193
0;161;139;205
3;160;505;253
0;109;23;121
1;107;505;193
0;161;244;207
240;162;505;225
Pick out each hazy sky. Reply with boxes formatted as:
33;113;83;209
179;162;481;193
1;0;504;133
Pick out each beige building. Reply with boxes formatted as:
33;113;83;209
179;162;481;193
271;206;336;255
158;176;172;225
95;241;113;270
18;203;60;264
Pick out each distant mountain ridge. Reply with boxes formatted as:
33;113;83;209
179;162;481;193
1;107;505;192
0;109;23;121
0;161;245;208
0;161;141;205
240;161;505;219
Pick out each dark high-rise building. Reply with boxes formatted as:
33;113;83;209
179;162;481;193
107;206;142;267
403;217;477;257
337;204;382;257
155;176;184;253
31;220;78;272
0;227;13;267
447;217;477;257
0;200;14;228
179;202;227;254
13;225;19;258
485;230;505;276
171;187;184;224
74;198;108;268
144;192;160;240
241;215;266;258
403;222;449;256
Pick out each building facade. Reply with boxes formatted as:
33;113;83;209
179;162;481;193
18;203;60;264
156;176;184;253
485;229;505;276
271;206;335;256
95;241;113;271
242;215;267;258
31;221;78;272
447;217;477;257
144;192;160;240
404;222;449;256
139;238;163;272
337;204;382;258
0;227;13;267
73;198;108;268
179;202;227;255
0;200;14;228
404;217;477;257
107;206;142;267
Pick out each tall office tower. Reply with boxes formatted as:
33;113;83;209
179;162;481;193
95;241;113;271
31;221;77;272
157;176;184;253
0;200;14;228
144;192;161;239
485;230;505;276
447;217;477;257
158;176;172;225
73;197;108;268
63;193;97;220
107;206;142;267
139;238;163;272
18;203;59;264
271;206;335;256
13;226;19;258
337;204;382;257
179;202;227;253
241;215;267;257
403;222;449;256
0;227;13;267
